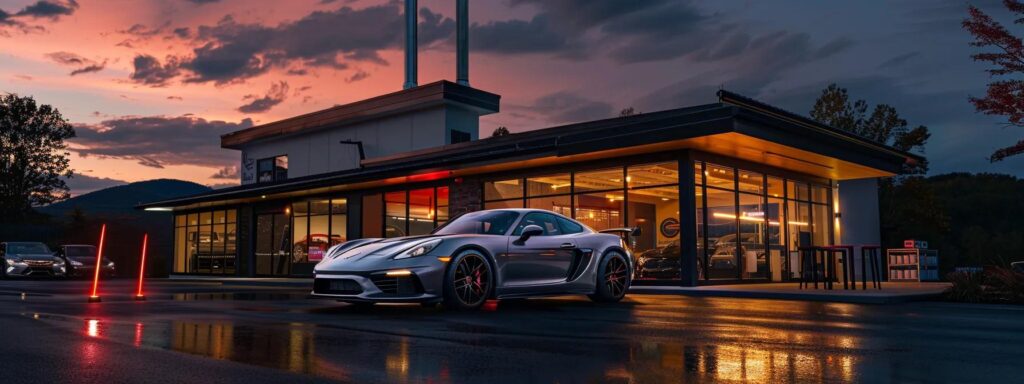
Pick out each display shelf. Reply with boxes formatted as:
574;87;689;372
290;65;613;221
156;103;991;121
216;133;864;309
887;248;939;282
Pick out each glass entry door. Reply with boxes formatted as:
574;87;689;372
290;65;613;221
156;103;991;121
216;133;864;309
255;213;291;276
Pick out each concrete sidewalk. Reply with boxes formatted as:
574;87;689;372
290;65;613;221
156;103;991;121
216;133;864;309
164;275;949;304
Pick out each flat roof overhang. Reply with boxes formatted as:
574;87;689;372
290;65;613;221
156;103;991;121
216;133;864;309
140;97;923;212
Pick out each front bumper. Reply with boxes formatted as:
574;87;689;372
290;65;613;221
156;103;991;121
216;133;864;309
311;264;445;302
6;262;66;277
69;265;116;277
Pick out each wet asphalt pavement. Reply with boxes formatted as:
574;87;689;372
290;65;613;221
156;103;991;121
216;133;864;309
0;279;1022;383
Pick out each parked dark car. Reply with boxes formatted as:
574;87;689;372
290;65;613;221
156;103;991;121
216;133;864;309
55;245;115;278
1012;261;1024;274
1;242;66;278
635;240;682;280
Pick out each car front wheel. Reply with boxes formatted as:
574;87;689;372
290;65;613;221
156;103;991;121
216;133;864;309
443;251;493;310
589;252;630;303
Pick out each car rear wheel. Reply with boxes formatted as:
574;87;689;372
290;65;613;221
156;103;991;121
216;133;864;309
443;251;492;310
589;252;630;303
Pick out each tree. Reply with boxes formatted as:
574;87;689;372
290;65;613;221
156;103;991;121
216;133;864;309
810;84;931;175
491;126;510;137
619;107;639;117
0;93;75;219
963;1;1024;161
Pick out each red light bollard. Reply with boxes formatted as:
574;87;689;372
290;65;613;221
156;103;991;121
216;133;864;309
134;234;148;301
87;224;106;303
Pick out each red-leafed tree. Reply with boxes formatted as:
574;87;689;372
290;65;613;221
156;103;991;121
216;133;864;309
964;1;1024;161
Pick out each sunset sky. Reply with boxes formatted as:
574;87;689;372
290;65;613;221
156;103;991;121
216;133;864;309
1;0;1021;196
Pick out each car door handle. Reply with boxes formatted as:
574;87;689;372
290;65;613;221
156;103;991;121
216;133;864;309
560;243;576;249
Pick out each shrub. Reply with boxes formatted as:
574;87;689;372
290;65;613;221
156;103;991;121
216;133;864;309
944;267;1024;304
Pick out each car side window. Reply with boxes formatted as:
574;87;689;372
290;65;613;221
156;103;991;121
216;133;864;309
556;217;584;234
513;213;563;236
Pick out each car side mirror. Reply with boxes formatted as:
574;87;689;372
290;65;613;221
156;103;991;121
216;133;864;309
631;226;642;237
517;225;544;243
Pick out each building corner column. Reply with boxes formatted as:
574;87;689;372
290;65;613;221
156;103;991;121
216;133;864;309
679;151;699;287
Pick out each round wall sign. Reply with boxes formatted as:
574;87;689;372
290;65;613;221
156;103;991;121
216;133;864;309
660;217;680;238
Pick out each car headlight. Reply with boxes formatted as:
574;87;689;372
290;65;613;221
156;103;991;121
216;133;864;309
54;260;65;266
70;260;83;267
6;257;23;265
106;261;115;268
394;239;442;260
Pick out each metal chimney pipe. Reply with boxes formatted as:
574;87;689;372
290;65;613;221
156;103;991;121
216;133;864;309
456;0;469;86
403;0;418;89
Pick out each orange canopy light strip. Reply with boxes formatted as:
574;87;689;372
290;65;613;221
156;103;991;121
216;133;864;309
90;224;106;299
711;212;809;226
136;234;148;298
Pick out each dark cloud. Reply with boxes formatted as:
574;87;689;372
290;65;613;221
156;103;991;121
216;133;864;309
186;0;221;4
878;52;921;69
69;63;105;76
210;166;238;179
345;70;369;83
172;27;191;38
470;15;581;56
129;55;181;86
529;91;614;123
65;173;128;196
15;0;78;19
72;116;254;168
155;4;453;84
45;51;106;76
237;81;289;113
0;1;78;32
120;23;164;37
166;95;183;101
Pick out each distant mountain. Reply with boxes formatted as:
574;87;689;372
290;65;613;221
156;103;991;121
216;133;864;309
38;179;212;217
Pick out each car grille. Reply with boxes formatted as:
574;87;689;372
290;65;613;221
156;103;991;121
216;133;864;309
370;275;423;295
313;278;363;295
25;260;53;267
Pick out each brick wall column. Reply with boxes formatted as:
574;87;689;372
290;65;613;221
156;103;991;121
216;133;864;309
449;177;482;216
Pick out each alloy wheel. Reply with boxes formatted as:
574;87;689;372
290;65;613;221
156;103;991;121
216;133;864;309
452;254;490;306
604;256;628;297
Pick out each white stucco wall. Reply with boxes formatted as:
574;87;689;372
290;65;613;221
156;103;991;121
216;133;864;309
837;177;883;280
238;105;479;184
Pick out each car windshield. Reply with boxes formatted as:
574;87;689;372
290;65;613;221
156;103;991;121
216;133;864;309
65;246;96;257
433;211;520;235
8;243;51;254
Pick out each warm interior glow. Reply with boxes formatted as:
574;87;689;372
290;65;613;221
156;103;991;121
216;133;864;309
385;269;413;277
90;224;106;298
136;234;148;297
143;207;172;211
712;212;808;227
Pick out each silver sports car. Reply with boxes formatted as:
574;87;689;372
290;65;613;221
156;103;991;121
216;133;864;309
312;209;633;309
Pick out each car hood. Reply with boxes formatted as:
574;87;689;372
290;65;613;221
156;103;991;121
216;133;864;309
325;235;444;262
8;253;59;262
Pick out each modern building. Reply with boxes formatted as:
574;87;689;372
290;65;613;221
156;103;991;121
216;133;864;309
139;1;923;286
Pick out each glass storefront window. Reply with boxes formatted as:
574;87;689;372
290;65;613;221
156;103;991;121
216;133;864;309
629;185;680;281
408;188;436;236
767;197;784;281
705;187;737;280
737;192;767;279
694;162;704;186
574;167;625;193
767;176;784;198
696;186;705;280
384;191;407;238
527;173;571;196
200;211;212;226
737;170;764;194
173;209;238;275
529;195;571;216
574;192;623;231
436;187;449;226
484;179;523;201
705;163;735;190
485;200;523;210
812;203;830;246
292;202;309;262
812;185;829;204
331;199;347;247
627;162;678;189
788;180;810;201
